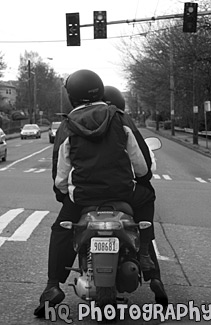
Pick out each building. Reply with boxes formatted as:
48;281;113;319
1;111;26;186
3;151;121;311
0;81;17;110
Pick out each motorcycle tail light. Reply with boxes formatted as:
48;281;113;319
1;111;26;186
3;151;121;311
88;221;122;230
60;221;73;229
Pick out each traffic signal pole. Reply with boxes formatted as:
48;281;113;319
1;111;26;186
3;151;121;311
79;10;211;29
66;9;211;45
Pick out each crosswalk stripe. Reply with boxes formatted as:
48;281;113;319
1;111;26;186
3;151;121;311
0;208;24;234
163;175;172;180
7;210;49;241
34;169;46;173
195;177;207;183
24;168;37;173
0;237;8;248
153;174;161;179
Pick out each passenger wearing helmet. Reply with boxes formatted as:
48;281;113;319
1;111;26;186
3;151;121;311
102;85;168;307
34;70;160;317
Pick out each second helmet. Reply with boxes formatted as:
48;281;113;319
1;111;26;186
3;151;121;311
103;85;125;110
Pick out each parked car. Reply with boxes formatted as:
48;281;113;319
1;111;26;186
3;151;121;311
48;121;61;143
0;128;6;141
20;124;41;139
0;135;7;161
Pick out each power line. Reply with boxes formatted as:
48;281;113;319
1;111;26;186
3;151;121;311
0;33;147;44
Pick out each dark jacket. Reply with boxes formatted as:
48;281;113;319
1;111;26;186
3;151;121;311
53;102;151;205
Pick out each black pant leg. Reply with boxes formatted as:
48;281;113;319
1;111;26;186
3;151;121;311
130;184;156;243
48;195;82;283
142;241;161;281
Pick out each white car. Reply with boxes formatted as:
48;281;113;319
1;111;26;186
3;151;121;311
0;135;7;161
20;124;41;139
0;128;6;141
48;121;61;143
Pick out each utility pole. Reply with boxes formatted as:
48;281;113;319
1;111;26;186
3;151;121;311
192;34;198;145
169;38;175;136
60;78;64;115
33;73;37;123
193;62;198;145
28;60;32;124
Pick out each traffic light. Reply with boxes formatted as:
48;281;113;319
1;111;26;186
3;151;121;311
183;2;198;33
94;11;107;39
66;13;80;46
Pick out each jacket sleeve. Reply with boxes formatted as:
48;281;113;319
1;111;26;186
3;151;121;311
120;113;153;183
54;137;72;195
52;119;71;202
123;125;148;177
52;119;70;181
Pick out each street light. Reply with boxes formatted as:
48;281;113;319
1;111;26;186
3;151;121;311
28;60;32;124
60;78;64;115
30;70;37;124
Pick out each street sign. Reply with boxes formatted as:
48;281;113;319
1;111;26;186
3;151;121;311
193;106;198;113
204;101;211;112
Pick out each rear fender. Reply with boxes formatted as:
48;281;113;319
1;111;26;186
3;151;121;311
92;252;119;287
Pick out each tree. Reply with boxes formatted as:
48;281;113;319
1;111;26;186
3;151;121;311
0;52;7;79
16;51;71;123
119;1;211;129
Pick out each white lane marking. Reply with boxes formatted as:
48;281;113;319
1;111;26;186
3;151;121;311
163;175;172;180
0;146;51;171
153;239;172;261
195;177;207;183
153;174;161;179
8;210;49;241
24;168;37;173
0;208;24;234
0;237;8;248
34;168;46;173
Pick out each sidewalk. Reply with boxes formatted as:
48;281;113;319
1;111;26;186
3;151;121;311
147;126;211;159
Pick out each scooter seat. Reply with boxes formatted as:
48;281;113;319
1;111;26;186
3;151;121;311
81;201;133;216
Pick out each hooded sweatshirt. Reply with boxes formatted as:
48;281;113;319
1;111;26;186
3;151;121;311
55;102;148;206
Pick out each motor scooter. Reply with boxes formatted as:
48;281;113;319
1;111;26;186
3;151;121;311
60;137;161;309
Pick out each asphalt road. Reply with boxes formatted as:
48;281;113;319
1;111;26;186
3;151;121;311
0;129;211;325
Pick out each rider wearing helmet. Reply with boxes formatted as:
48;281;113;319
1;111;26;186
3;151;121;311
102;85;168;307
34;70;160;317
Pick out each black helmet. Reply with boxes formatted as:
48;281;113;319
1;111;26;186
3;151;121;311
65;69;104;104
103;86;125;110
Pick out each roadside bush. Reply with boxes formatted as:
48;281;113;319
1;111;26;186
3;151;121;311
163;120;171;130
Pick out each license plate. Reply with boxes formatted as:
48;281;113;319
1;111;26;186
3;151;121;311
90;237;119;253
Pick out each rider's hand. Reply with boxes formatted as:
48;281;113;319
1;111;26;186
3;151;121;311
56;192;67;203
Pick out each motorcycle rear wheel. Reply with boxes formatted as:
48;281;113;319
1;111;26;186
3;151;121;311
96;286;116;308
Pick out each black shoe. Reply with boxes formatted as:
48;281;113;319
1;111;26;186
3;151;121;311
34;286;65;318
139;254;155;272
150;279;168;308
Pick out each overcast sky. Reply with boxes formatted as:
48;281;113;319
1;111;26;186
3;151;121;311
0;0;183;90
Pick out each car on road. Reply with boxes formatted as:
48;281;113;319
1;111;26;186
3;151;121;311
48;121;61;143
0;135;7;161
0;128;6;141
20;124;41;139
